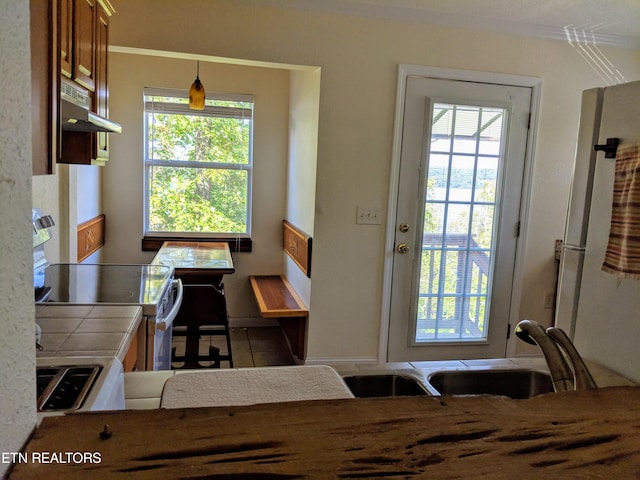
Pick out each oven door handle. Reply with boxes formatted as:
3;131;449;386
157;279;183;332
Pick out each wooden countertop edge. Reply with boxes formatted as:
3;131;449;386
10;386;640;479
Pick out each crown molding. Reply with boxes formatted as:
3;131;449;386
249;0;640;49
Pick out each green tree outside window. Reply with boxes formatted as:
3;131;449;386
144;90;253;236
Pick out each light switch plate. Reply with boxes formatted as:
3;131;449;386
356;206;382;225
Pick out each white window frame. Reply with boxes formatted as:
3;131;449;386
143;87;254;238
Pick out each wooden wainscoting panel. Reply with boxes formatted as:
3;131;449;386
283;220;312;277
77;214;105;262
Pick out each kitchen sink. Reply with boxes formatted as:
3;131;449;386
342;374;429;397
427;369;554;399
36;365;102;412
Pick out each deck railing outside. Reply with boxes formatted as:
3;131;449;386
416;233;491;341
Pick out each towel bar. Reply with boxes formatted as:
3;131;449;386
593;137;620;158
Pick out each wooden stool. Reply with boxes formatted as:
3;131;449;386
171;284;234;369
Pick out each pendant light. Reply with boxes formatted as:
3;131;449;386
189;60;205;110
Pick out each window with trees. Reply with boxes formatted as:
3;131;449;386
143;88;253;239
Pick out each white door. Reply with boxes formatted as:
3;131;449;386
388;74;532;361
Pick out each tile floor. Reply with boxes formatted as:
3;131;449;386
171;326;295;369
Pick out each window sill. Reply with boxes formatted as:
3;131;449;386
142;236;252;253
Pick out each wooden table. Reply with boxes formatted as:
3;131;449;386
152;242;235;368
9;386;640;479
152;241;235;286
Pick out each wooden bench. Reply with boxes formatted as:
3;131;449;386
249;275;308;360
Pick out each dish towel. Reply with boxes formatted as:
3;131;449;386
160;365;354;409
602;142;640;279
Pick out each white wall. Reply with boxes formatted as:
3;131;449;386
104;53;290;321
32;173;62;263
32;152;103;265
109;0;640;364
0;0;37;474
284;69;321;305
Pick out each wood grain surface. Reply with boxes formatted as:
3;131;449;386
249;275;308;318
77;214;105;262
10;386;640;479
283;220;312;277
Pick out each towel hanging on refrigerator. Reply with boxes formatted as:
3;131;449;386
602;142;640;279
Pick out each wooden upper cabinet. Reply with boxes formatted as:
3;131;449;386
58;0;115;166
30;0;59;175
73;0;97;92
59;0;73;78
60;0;115;96
94;1;110;161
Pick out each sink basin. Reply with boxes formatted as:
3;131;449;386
342;374;429;397
427;369;553;399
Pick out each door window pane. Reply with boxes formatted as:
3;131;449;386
415;103;505;342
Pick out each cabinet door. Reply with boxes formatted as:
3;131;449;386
59;0;73;78
94;1;110;162
73;0;96;92
30;0;59;175
123;330;138;372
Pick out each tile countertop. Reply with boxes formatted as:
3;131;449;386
35;305;143;364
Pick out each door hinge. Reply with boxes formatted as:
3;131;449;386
507;323;511;339
516;221;521;237
527;113;531;129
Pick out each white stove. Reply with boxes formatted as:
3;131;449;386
36;263;183;371
36;356;125;419
32;209;183;372
36;263;174;316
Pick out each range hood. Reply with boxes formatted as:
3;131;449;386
61;79;122;134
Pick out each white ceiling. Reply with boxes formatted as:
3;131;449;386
250;0;640;48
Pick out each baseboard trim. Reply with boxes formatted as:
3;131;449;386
229;317;279;328
303;356;379;365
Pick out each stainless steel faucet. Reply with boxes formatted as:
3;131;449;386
545;327;597;390
515;320;574;392
515;320;597;392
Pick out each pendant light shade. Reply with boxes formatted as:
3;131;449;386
189;61;205;110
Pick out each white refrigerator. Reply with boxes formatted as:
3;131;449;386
555;80;640;383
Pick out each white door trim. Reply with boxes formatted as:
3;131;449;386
379;64;542;362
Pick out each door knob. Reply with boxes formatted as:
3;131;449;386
397;243;410;254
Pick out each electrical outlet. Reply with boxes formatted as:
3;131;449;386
544;290;555;309
356;206;382;225
555;239;563;260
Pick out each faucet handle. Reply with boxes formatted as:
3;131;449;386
515;320;574;392
546;327;597;390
